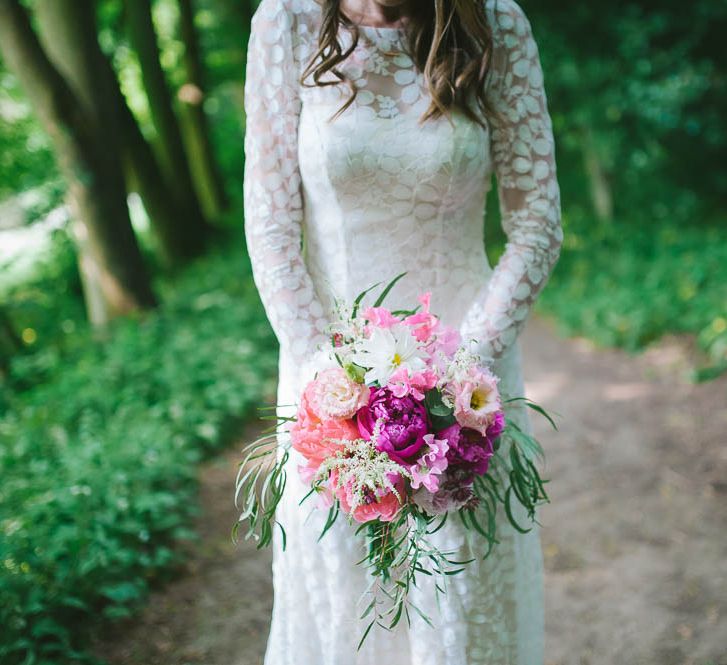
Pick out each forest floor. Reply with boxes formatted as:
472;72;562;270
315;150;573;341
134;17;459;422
92;317;727;665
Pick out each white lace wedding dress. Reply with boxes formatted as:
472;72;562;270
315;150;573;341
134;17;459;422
243;0;562;662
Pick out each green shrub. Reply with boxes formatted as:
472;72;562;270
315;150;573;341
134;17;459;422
537;220;727;379
0;242;278;664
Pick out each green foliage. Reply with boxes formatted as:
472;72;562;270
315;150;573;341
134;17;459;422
528;0;727;223
0;66;64;220
536;220;727;378
0;240;278;664
0;229;84;393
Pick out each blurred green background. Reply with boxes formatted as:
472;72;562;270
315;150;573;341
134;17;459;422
0;0;724;662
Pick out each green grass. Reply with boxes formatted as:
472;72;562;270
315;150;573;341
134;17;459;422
0;236;278;664
536;220;727;380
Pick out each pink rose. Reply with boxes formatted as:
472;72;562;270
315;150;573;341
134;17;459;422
310;367;370;420
334;471;405;523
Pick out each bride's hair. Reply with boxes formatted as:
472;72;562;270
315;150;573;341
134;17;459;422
300;0;502;128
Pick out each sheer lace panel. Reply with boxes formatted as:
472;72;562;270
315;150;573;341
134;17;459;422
243;1;330;364
458;0;563;360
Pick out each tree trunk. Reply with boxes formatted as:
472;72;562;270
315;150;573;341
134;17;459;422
124;0;212;248
0;306;21;377
0;0;156;326
34;0;202;268
177;0;229;219
581;124;613;225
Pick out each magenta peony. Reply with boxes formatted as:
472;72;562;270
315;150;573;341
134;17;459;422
437;423;496;479
356;387;429;464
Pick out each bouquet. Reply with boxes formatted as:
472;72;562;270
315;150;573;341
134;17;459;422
235;273;555;647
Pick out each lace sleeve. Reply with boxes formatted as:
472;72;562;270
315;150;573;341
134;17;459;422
243;0;329;364
459;0;563;362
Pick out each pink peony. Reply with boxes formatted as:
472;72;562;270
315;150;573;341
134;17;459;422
310;367;370;420
290;381;359;468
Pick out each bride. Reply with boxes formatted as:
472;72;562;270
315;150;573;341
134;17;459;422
242;0;562;662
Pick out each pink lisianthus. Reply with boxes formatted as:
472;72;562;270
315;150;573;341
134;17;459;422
290;381;360;468
333;470;405;523
409;433;449;493
450;366;502;436
412;485;474;515
310;367;370;420
387;367;438;400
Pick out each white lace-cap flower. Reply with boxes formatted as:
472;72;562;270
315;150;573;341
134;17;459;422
350;323;428;387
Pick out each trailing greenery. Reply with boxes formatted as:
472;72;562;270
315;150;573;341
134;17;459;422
0;238;278;664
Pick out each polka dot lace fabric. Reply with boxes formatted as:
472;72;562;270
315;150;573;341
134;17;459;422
242;0;562;662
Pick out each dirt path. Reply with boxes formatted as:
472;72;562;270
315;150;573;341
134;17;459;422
92;318;727;665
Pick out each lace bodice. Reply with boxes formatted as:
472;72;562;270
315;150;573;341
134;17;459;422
243;0;562;376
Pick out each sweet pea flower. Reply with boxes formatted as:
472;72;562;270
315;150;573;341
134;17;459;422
387;367;438;400
409;433;449;493
361;305;400;329
298;463;335;509
403;292;439;342
437;423;496;479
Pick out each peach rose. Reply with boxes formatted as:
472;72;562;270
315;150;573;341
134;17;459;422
290;380;359;468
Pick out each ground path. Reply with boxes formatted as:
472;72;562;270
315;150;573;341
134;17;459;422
93;317;727;665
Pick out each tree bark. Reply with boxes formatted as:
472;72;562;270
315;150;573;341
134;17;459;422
581;124;613;225
34;0;203;268
125;0;212;248
0;306;21;377
0;0;156;326
177;0;229;219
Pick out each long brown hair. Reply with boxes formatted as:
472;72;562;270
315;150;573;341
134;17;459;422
300;0;502;128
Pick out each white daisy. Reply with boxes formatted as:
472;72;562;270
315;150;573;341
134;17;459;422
350;323;428;387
